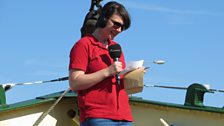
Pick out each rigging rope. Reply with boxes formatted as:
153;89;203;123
32;88;71;126
144;84;224;93
1;77;68;91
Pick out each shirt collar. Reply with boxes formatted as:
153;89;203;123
88;34;116;50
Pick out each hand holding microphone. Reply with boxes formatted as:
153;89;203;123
108;44;122;85
108;61;122;74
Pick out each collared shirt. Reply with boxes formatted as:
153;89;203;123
69;35;133;122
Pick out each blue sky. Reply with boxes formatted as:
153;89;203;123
1;0;224;107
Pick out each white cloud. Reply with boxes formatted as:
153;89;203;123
23;59;66;68
23;59;67;77
125;1;221;16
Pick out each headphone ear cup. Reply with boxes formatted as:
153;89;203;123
98;17;107;28
102;18;107;28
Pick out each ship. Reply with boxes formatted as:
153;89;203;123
1;68;224;126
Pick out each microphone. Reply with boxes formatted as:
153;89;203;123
108;44;122;85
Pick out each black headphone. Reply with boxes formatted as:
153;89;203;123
97;1;118;28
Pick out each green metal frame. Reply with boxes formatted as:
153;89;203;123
0;85;6;106
184;83;213;107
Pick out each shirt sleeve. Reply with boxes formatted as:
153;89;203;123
69;40;89;72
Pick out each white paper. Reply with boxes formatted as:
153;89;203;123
119;60;144;75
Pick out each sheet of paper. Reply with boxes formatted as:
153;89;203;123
119;60;144;75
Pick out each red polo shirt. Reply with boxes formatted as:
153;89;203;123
69;35;133;122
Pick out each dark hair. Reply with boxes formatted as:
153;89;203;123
96;1;131;31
